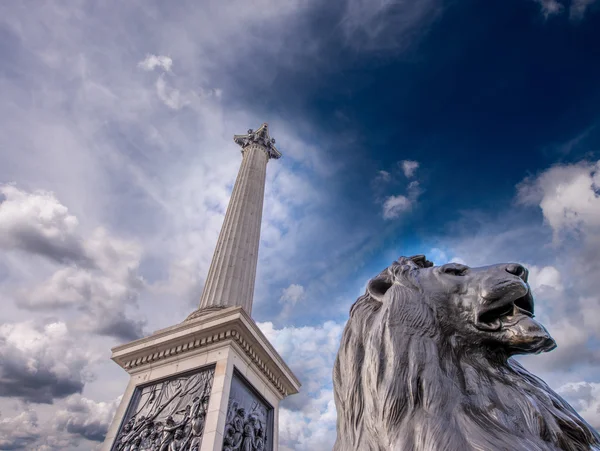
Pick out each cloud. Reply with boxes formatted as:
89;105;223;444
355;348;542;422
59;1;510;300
382;194;411;219
279;390;337;451
278;284;306;320
258;320;344;450
1;185;146;341
533;0;565;18
19;262;146;342
339;0;442;52
531;0;598;19
0;321;95;403
527;265;564;294
382;180;421;219
55;394;121;442
137;54;173;72
280;284;306;305
0;185;86;265
374;170;391;183
570;0;599;19
517;160;600;242
400;159;419;178
433;159;600;394
0;410;41;450
155;74;193;110
557;382;600;428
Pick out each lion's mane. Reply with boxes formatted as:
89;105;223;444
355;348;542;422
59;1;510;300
333;257;600;451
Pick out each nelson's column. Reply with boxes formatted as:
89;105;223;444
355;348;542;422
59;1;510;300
102;124;301;451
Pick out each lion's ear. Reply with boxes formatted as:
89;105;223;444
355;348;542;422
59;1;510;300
367;274;394;303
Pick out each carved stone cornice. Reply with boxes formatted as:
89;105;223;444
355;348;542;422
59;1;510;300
110;307;300;398
233;123;281;160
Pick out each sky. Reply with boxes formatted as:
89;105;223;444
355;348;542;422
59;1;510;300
0;0;599;449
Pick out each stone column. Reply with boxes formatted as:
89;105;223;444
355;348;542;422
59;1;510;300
197;123;280;316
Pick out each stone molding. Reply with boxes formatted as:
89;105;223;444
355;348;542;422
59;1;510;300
233;123;281;160
111;307;300;399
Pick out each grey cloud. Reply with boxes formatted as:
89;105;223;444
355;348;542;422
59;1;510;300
0;185;90;266
55;394;121;443
91;312;145;342
3;185;147;341
0;321;93;403
0;410;41;450
558;382;600;429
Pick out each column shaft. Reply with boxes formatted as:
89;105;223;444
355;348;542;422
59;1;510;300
199;144;269;315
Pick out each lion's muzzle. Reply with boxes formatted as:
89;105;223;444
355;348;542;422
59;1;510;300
474;264;556;355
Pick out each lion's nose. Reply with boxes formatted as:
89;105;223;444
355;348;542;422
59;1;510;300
505;263;528;282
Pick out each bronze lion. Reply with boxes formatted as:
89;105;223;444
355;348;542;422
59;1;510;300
333;255;600;450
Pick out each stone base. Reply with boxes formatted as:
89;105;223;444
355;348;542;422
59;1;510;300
101;307;300;451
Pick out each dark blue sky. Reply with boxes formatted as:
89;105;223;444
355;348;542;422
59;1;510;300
229;0;600;234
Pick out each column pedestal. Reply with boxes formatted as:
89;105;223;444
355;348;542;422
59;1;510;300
101;307;300;451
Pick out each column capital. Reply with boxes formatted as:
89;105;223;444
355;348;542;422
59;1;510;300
233;123;282;160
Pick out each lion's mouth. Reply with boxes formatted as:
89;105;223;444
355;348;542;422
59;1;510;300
476;291;534;331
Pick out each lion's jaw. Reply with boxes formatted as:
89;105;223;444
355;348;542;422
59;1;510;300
422;263;557;357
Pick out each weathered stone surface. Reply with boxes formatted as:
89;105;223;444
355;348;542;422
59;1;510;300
333;255;600;451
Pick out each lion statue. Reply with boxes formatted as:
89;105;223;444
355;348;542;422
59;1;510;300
333;255;600;451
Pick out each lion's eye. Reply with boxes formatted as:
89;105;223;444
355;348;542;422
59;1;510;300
440;263;469;276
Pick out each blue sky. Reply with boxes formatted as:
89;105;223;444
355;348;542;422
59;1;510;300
0;0;599;449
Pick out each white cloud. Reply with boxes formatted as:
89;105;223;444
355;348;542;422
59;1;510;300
258;320;343;402
527;265;564;294
382;194;411;219
0;321;96;403
518;160;600;241
279;390;337;451
258;320;343;449
137;54;173;72
400;159;419;178
258;321;344;451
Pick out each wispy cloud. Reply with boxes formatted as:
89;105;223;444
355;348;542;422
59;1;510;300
533;0;565;18
339;0;443;52
570;0;599;20
137;54;173;72
531;0;599;19
382;180;421;219
400;160;419;178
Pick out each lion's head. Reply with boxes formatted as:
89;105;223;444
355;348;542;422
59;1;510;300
333;255;600;451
